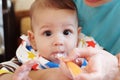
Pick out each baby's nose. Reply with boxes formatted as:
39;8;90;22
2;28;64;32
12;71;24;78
53;36;64;46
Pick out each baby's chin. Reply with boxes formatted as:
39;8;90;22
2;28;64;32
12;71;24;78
51;59;60;64
49;56;60;64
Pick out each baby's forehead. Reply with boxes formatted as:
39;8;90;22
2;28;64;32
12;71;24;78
30;0;77;18
31;9;77;25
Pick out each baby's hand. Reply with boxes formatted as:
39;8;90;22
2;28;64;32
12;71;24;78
12;60;37;80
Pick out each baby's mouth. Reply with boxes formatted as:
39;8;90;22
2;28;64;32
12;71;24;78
55;53;67;58
50;52;67;63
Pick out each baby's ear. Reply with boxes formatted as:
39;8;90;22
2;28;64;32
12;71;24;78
77;26;81;47
27;30;37;50
78;26;81;34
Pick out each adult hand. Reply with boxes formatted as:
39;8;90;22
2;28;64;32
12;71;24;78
60;47;119;80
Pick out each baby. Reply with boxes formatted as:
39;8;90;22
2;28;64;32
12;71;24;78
0;0;102;80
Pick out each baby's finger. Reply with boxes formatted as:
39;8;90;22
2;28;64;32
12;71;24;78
12;60;37;80
17;60;37;73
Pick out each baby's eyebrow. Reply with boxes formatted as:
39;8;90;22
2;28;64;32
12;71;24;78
62;24;74;28
40;25;51;30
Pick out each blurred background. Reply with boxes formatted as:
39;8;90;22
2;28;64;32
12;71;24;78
0;0;34;62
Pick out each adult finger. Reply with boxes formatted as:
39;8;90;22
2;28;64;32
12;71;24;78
66;47;98;61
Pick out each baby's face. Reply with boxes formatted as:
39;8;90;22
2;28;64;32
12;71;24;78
29;8;80;63
84;0;111;7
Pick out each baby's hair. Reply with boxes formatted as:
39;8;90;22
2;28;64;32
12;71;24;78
30;0;77;15
30;0;78;29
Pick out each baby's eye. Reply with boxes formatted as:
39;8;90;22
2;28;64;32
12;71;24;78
43;31;52;36
63;29;72;35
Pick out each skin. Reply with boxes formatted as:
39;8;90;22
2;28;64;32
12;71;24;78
84;0;111;7
116;53;120;66
28;8;80;63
